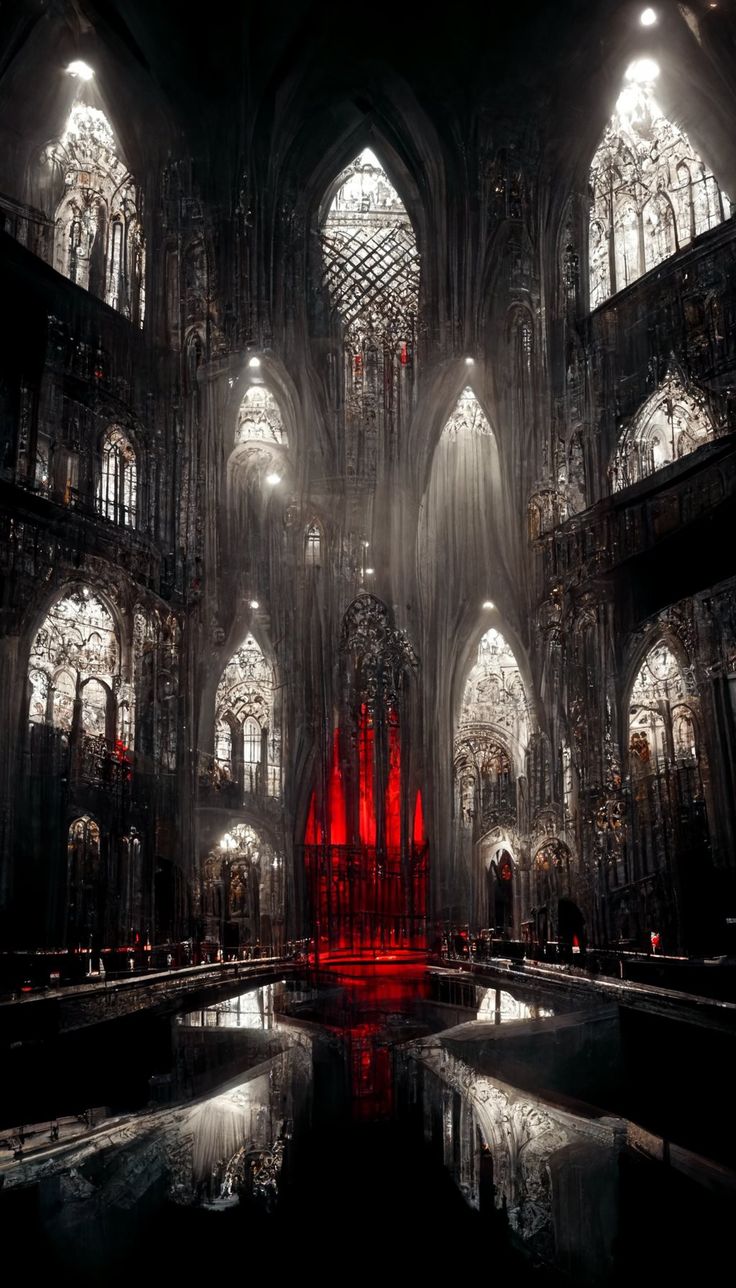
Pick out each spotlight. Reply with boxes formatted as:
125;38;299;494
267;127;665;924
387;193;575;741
362;540;370;548
249;600;260;609
626;57;660;83
66;60;94;80
640;7;657;26
465;356;475;365
482;600;495;609
265;472;281;485
365;567;375;575
248;356;261;369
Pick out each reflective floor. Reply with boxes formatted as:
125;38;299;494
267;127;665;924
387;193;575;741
0;965;732;1283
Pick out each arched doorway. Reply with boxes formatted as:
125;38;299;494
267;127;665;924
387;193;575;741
486;847;514;937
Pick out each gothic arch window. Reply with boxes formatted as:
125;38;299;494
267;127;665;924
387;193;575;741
236;385;287;447
320;147;420;479
441;387;494;442
202;823;284;948
588;58;728;307
28;589;121;739
628;639;690;769
611;371;716;490
214;634;279;796
305;522;322;567
42;103;145;325
455;628;530;843
98;426;138;527
458;628;530;764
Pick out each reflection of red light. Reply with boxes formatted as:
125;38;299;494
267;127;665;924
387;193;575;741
399;341;408;366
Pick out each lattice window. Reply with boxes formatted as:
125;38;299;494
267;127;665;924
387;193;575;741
441;387;494;441
589;59;728;308
43;103;145;325
612;371;715;490
98;426;137;526
236;385;287;446
321;147;419;347
28;589;120;735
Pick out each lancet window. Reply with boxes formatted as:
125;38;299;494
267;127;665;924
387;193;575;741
589;59;728;308
43;103;145;325
611;373;716;489
321;148;419;478
455;629;529;836
214;635;279;795
28;589;121;741
305;522;322;566
98;427;138;526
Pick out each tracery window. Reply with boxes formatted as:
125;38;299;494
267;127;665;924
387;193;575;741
612;372;715;489
28;589;120;739
441;387;494;442
589;59;728;308
235;385;287;447
629;640;692;767
43;104;145;325
458;629;529;757
214;634;279;795
454;629;529;838
97;426;137;527
321;148;419;479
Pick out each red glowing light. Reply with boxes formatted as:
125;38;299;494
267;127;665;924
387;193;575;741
305;713;428;958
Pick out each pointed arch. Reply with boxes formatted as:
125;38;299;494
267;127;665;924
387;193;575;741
42;102;145;325
97;426;138;527
305;521;322;567
28;589;121;735
611;370;716;489
320;145;420;480
457;627;530;776
236;384;287;447
214;634;279;796
588;59;728;307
